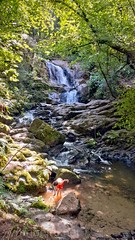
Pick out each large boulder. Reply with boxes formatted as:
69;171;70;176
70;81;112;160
56;168;81;184
56;192;81;215
64;100;117;137
2;146;57;193
29;118;65;147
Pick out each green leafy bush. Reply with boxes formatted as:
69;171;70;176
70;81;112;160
116;87;135;130
88;72;108;99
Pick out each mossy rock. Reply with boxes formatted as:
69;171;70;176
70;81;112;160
102;129;135;147
31;196;48;210
29;118;65;147
0;123;10;134
0;155;8;168
0;200;8;212
0;138;9;168
56;168;81;185
102;130;120;144
4;158;50;193
0;114;13;125
21;148;33;157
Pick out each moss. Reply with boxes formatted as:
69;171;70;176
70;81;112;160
5;166;49;193
0;114;13;125
0;155;8;168
29;118;65;147
31;196;48;210
16;152;26;161
103;129;135;147
85;138;97;147
0;200;8;212
17;181;27;193
21;148;32;157
33;158;46;166
0;123;10;134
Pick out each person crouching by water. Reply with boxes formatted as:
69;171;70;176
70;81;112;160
53;178;69;197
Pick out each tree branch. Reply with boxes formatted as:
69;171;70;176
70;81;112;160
1;144;29;172
98;62;116;99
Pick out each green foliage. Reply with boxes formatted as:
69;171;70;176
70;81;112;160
85;138;97;147
31;196;48;210
116;87;135;130
88;72;106;99
0;0;53;101
0;0;134;128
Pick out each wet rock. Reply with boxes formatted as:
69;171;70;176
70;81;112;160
56;192;81;215
55;148;80;165
66;132;76;142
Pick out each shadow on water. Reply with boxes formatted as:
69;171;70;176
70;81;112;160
100;162;135;199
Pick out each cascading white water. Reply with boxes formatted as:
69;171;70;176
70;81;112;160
46;61;78;104
46;61;70;86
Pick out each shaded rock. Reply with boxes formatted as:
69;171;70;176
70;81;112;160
0;114;13;125
66;132;76;142
56;192;81;215
77;83;89;103
29;118;65;147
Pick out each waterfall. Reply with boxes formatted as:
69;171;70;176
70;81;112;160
46;61;70;86
46;61;78;104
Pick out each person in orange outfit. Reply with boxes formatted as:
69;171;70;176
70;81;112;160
53;178;69;197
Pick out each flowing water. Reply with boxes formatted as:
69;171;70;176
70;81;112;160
19;61;135;236
46;61;78;104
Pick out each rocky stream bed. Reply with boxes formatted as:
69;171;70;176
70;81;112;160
0;60;135;240
1;98;135;240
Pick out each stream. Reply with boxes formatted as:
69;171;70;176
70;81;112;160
18;61;135;237
41;161;135;236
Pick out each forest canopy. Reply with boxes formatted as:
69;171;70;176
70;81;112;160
0;0;135;128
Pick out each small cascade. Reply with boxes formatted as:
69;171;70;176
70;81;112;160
18;109;35;125
46;61;78;104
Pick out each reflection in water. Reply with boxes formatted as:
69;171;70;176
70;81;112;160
100;161;135;200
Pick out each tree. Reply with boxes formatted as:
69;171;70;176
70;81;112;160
37;0;134;98
0;0;53;98
45;0;135;65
